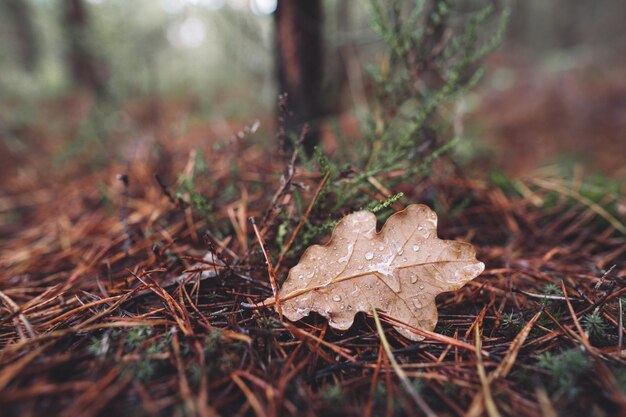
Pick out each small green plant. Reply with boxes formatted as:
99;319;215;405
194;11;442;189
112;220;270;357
87;331;112;358
188;364;202;388
501;312;523;332
320;384;344;408
174;149;214;219
202;330;246;377
537;348;590;398
125;326;153;350
582;311;608;341
175;174;213;217
203;330;223;356
543;283;560;295
122;327;172;382
257;315;282;330
134;358;157;382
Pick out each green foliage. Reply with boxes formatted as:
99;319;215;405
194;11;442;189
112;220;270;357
373;383;389;412
612;365;626;393
134;358;158;382
537;348;590;398
202;330;246;378
175;149;214;219
314;145;333;177
280;0;509;260
97;181;115;214
366;192;405;214
489;169;523;197
582;311;609;341
337;0;506;206
87;326;173;382
87;331;112;358
366;0;510;173
529;164;626;232
320;384;344;408
256;315;282;330
125;326;153;350
501;312;523;332
274;216;290;253
543;283;560;295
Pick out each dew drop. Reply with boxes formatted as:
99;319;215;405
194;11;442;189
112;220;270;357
358;265;364;270
410;274;418;284
332;294;342;302
412;244;420;252
365;252;374;260
418;226;423;231
397;248;404;255
413;298;423;309
419;285;425;290
402;257;408;262
347;305;353;311
424;232;431;238
378;245;384;251
298;274;303;279
340;304;345;310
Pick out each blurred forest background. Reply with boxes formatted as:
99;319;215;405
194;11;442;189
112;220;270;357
1;0;626;182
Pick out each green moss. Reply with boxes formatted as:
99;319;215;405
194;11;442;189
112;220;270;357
537;348;591;398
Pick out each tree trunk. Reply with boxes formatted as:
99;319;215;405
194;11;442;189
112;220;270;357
4;0;39;72
62;0;106;94
274;0;323;154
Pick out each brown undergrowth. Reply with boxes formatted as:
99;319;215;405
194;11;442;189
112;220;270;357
0;112;625;417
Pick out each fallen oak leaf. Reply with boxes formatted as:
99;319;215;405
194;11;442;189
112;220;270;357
261;204;485;341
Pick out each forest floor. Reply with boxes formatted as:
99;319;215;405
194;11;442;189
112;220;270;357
1;57;625;417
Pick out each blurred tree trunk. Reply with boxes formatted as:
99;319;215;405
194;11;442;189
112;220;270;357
62;0;106;94
4;0;39;72
274;0;323;154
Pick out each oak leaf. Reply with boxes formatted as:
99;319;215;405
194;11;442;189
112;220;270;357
263;204;485;341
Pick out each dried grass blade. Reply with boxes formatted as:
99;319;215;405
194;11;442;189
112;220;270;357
372;308;437;417
251;218;282;320
531;178;626;235
474;325;502;417
231;373;268;417
275;171;330;271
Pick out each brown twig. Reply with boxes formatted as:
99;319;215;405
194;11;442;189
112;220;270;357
250;217;282;320
275;170;330;271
